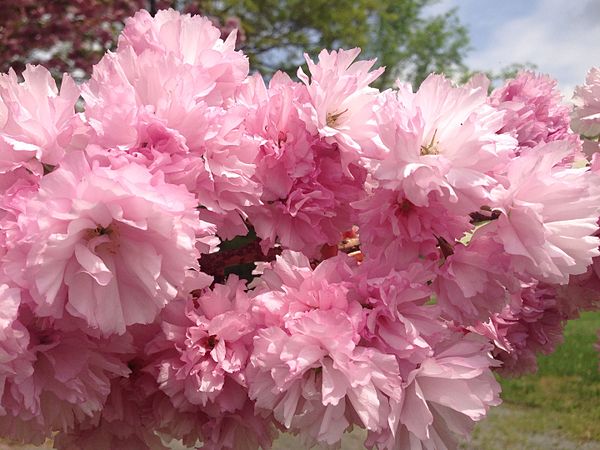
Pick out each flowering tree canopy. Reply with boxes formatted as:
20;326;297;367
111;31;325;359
0;0;469;87
0;0;237;81
0;8;599;450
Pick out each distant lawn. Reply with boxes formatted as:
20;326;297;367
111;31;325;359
473;311;600;445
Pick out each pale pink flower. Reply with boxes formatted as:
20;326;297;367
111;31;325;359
0;310;132;443
489;141;600;284
250;250;316;294
0;65;84;166
190;107;262;216
249;309;402;446
473;283;566;377
0;65;85;201
249;253;405;444
354;188;471;261
83;48;262;220
241;72;367;255
15;153;208;335
82;45;226;151
119;8;248;104
237;72;310;199
354;263;443;369
82;48;208;154
433;236;516;324
250;143;366;256
371;75;515;213
490;71;576;149
571;67;600;137
366;333;501;450
156;276;255;409
138;278;278;450
297;48;385;168
250;251;358;322
0;174;38;262
85;10;257;244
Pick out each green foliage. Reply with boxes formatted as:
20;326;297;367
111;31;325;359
224;262;256;282
218;227;257;251
202;0;470;87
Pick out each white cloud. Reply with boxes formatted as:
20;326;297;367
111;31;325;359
465;0;600;98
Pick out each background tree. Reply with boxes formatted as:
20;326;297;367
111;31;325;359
0;0;235;81
0;0;469;87
201;0;469;87
0;1;152;80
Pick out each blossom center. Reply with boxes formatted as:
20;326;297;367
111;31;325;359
86;224;114;240
201;334;219;350
326;109;348;127
85;223;120;253
420;129;440;155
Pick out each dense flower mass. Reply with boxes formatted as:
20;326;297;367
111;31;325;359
490;71;576;149
0;8;599;450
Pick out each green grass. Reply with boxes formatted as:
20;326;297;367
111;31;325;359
489;311;600;443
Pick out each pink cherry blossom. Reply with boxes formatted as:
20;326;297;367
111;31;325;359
119;8;248;103
366;333;501;450
82;47;262;228
14;154;207;335
371;75;515;213
354;188;471;261
156;276;254;409
297;48;385;169
249;309;402;446
433;236;516;324
354;262;443;369
0;65;85;198
0;307;132;444
571;67;600;138
0;8;598;449
472;282;577;377
489;141;600;284
491;71;577;149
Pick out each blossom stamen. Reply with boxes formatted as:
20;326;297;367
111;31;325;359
326;108;348;127
420;129;439;155
86;224;114;240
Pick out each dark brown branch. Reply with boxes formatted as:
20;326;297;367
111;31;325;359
200;240;281;282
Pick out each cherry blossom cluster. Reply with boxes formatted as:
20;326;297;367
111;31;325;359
0;9;599;450
570;67;600;369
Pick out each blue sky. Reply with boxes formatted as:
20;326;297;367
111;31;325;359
428;0;600;97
